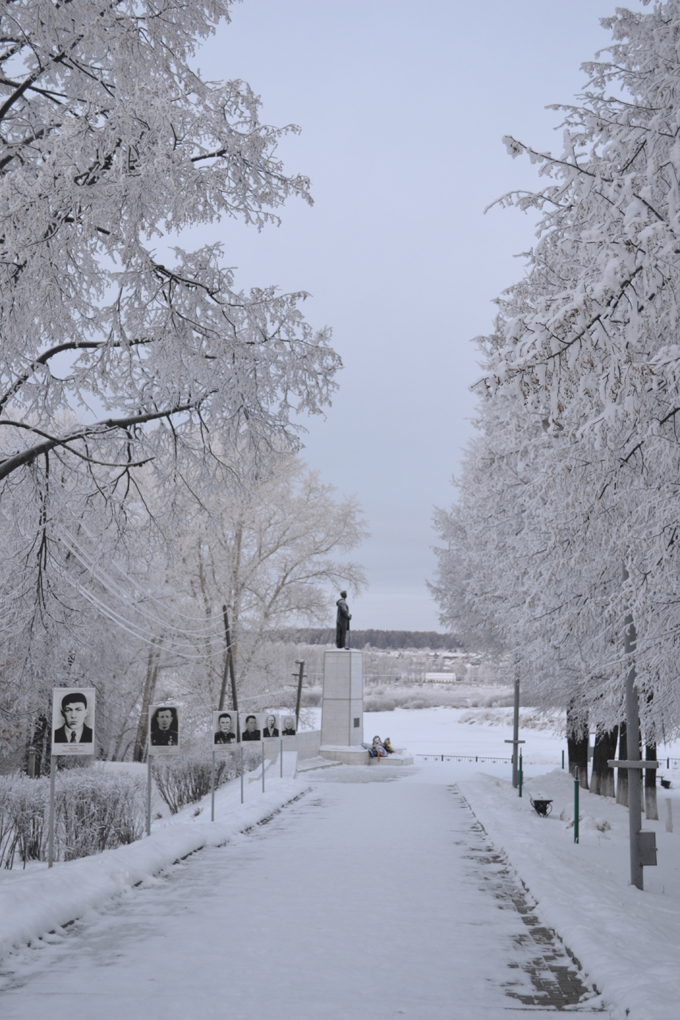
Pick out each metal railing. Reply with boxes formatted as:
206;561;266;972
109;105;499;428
417;753;680;769
417;753;512;764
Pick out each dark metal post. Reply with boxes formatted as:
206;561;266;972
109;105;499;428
48;757;56;867
146;753;152;836
261;739;265;793
240;744;244;804
210;749;216;822
504;672;524;789
624;608;644;890
512;672;520;787
574;776;579;844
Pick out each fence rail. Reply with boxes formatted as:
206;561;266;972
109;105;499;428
417;754;680;769
417;753;512;764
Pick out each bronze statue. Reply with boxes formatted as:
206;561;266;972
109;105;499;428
336;590;351;649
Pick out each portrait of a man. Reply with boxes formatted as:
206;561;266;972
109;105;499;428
282;715;297;737
53;691;94;747
214;711;236;744
241;714;261;741
149;706;179;748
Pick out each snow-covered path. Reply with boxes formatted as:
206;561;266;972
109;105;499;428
0;767;605;1019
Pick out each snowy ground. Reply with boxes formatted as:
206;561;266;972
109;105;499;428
1;707;678;1020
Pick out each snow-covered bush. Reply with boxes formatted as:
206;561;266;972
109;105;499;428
0;769;146;868
0;775;47;868
56;769;146;861
152;748;262;815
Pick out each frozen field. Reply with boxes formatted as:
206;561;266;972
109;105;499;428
0;707;678;1020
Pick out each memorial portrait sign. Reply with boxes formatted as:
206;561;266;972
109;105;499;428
240;713;262;742
262;712;279;739
281;714;297;737
149;705;180;753
213;710;238;745
51;688;96;756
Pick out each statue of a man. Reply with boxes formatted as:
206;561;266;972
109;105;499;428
335;590;351;649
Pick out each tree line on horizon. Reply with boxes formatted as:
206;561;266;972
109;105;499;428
275;629;461;650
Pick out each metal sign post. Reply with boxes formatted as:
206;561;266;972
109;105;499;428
608;757;659;887
210;749;216;822
607;603;659;889
573;776;579;844
504;737;525;788
146;753;152;836
261;739;265;793
280;736;283;778
47;757;56;867
240;744;244;804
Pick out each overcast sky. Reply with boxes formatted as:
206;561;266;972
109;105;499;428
189;0;645;631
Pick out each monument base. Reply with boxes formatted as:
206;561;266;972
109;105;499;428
321;649;364;746
319;745;370;766
319;745;415;767
368;752;414;766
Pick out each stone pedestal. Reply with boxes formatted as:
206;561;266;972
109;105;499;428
320;650;364;758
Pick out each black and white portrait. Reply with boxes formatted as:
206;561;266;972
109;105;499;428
52;688;96;756
213;710;237;744
281;714;297;737
262;713;279;738
149;705;180;752
241;713;261;741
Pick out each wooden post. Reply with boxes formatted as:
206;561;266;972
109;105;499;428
134;640;160;762
218;605;238;714
294;660;305;730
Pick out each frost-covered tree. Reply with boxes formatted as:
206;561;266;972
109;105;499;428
173;444;368;706
0;0;339;560
0;1;343;763
433;2;680;786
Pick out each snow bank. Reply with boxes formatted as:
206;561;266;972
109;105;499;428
459;770;680;1020
0;776;306;960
